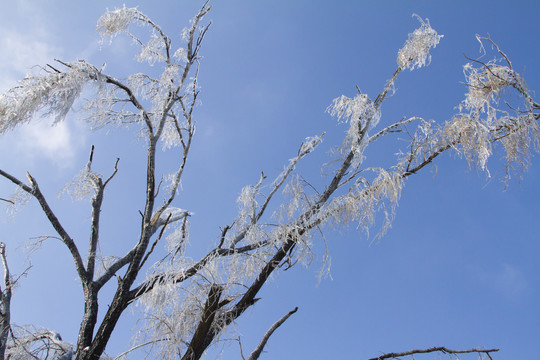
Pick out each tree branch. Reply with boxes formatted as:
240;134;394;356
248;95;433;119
247;307;298;360
127;240;270;303
0;170;88;283
103;76;153;134
0;170;32;193
88;156;120;278
181;284;222;360
94;248;137;290
0;243;12;360
368;346;499;360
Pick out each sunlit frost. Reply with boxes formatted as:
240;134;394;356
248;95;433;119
397;14;442;70
96;6;140;39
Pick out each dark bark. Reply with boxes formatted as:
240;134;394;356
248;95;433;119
0;244;11;360
181;285;223;360
75;284;99;357
369;346;499;360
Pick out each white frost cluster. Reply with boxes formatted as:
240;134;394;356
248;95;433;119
6;185;32;217
138;33;168;65
96;5;141;39
236;184;260;227
0;62;99;134
456;56;538;175
328;93;378;125
158;207;191;253
278;175;305;221
428;46;540;179
6;328;73;360
97;6;170;66
323;169;403;238
397;15;442;70
328;92;380;161
443;114;492;172
59;162;101;200
173;47;188;63
462;62;517;114
138;238;279;360
299;134;323;155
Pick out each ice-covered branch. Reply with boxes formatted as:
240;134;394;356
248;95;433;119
230;134;323;248
102;75;154;134
6;328;73;360
97;6;172;65
368;116;418;144
127;240;270;303
397;14;443;71
0;61;101;134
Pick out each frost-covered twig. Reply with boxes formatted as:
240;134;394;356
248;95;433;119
368;116;418;144
230;134;323;248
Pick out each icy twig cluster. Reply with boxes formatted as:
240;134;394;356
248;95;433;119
0;62;101;134
397;14;443;70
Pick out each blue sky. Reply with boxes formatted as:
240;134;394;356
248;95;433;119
1;1;539;359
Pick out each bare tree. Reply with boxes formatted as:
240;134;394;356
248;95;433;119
0;4;538;360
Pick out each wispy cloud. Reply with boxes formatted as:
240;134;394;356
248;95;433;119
0;30;59;87
14;119;86;169
0;4;87;170
475;262;528;301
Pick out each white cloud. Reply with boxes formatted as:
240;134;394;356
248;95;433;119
0;9;60;92
16;120;83;168
0;31;57;72
0;3;88;170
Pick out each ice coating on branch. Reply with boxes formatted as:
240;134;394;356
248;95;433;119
322;168;403;239
96;6;141;39
237;184;259;227
6;185;32;217
5;327;74;360
0;62;100;133
173;47;188;63
462;62;518;113
397;15;442;70
138;33;168;65
329;93;377;124
443;114;492;172
60;162;101;200
328;92;380;161
154;207;191;227
97;6;170;65
438;43;539;177
299;134;323;155
456;58;538;175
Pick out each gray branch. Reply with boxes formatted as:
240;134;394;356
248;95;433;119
369;346;499;360
247;307;298;360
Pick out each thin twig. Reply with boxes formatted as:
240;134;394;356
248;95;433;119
368;346;499;360
247;307;298;360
